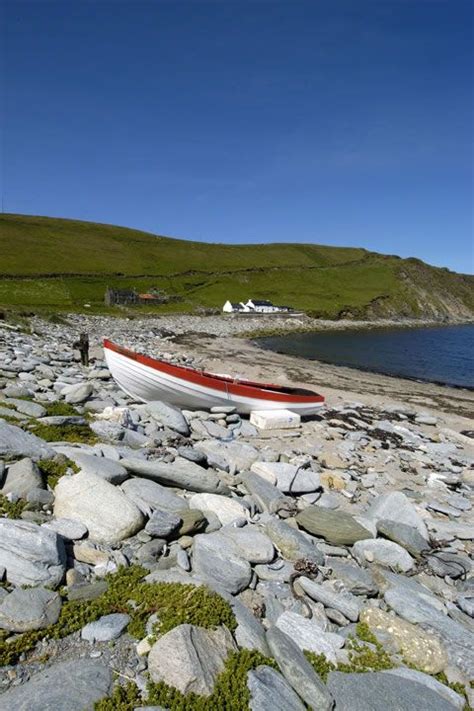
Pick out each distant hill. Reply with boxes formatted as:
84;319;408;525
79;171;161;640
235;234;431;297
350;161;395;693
0;213;473;320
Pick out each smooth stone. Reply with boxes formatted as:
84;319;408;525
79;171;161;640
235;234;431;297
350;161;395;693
0;587;62;631
247;665;306;711
327;558;378;596
382;668;465;710
146;400;190;436
276;610;344;662
178;508;207;535
6;397;47;418
196;440;260;473
145;509;182;538
240;471;296;516
43;517;88;540
120;457;229;494
63;382;93;403
265;518;324;564
148;624;237;696
0;457;44;498
296;506;373;546
68;580;109;601
360;606;448;674
426;518;474;540
26;487;55;507
352;539;414;573
266;626;333;710
0;658;112;710
0;405;27;420
54;471;145;544
252;461;321;494
364;490;429;538
254;560;294;583
219;525;275;564
326;670;461;711
192;533;252;594
227;596;269;655
0;420;55;460
177;446;207;465
121;477;188;517
81;612;130;642
0;519;66;588
64;451;128;484
189;493;247;525
296;577;361;621
376;519;430;556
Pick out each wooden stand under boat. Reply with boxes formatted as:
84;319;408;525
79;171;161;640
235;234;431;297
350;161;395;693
103;339;325;415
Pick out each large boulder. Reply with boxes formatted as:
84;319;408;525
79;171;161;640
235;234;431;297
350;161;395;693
146;401;190;436
0;587;62;632
54;471;145;544
296;506;373;546
0;658;112;711
120;457;229;494
0;457;44;498
148;624;237;695
0;519;66;588
0;420;55;460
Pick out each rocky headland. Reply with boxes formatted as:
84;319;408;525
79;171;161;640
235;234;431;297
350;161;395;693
0;314;473;710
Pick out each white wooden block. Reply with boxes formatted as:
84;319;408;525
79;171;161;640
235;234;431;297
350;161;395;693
250;409;301;430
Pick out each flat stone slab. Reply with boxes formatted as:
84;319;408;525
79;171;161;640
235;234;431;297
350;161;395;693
0;519;66;588
189;493;247;525
326;670;462;711
63;451;129;484
265;518;324;564
247;665;306;711
148;624;237;696
146;400;190;436
81;613;130;643
296;576;362;621
252;461;321;494
121;476;188;516
192;532;252;594
276;610;344;662
219;525;275;564
0;457;44;498
120;457;229;494
0;420;55;460
0;658;112;710
296;506;373;546
364;491;429;539
352;539;414;573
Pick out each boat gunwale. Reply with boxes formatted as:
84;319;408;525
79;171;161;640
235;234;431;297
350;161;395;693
103;339;324;404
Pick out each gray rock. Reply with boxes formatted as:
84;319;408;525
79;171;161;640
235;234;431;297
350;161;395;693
43;517;88;540
240;471;296;516
382;668;464;709
0;420;55;460
64;382;93;403
196;440;260;473
38;415;87;426
326;558;378;595
296;506;373;545
81;612;130;642
121;477;188;516
121;457;229;494
376;519;430;556
192;532;252;594
189;493;247;525
228;596;269;655
0;587;61;631
254;560;294;583
177;446;207;465
0;658;112;710
0;519;66;588
252;461;321;494
146;400;190;436
364;491;429;540
248;665;306;711
89;420;125;442
5;398;46;418
266;626;333;710
219;525;275;564
265;519;324;564
352;539;414;573
26;487;55;507
145;509;182;538
148;624;237;695
0;457;44;498
326;670;461;711
296;577;361;621
64;451;129;484
276;610;344;661
54;471;145;544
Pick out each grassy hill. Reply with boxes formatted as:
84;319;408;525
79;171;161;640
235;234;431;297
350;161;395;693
0;213;473;320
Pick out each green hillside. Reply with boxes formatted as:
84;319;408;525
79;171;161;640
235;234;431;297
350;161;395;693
0;213;473;320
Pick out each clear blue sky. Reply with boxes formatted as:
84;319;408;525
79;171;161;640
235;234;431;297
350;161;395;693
1;0;473;273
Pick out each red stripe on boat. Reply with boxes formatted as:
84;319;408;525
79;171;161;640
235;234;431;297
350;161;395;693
103;339;325;404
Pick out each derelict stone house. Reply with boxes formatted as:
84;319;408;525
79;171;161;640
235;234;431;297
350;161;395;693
104;288;139;306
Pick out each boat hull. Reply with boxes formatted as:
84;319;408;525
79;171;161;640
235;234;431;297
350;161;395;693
103;340;324;415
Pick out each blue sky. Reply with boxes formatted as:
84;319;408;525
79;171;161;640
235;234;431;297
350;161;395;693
1;0;473;273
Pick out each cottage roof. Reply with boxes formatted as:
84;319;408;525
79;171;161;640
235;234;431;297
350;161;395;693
250;299;273;306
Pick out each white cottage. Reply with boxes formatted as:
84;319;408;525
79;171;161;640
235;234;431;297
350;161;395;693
245;299;279;313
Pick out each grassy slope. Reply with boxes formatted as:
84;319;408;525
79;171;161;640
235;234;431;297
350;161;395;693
0;213;473;319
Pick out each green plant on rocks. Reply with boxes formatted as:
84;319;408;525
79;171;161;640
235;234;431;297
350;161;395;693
94;680;142;711
146;650;278;711
42;401;81;417
0;565;236;667
29;421;98;444
38;457;79;489
0;493;27;519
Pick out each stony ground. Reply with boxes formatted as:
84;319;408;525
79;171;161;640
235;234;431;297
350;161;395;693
0;315;473;711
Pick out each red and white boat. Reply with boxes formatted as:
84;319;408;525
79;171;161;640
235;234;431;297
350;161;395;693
103;339;325;415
